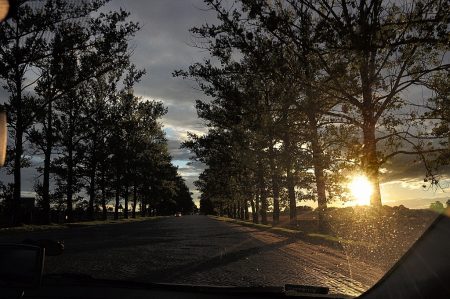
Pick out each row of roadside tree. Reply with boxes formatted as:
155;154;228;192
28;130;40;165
179;0;450;231
0;0;194;226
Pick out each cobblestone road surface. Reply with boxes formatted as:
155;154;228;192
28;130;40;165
0;215;385;296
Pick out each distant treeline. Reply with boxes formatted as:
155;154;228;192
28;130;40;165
178;0;450;231
0;0;194;226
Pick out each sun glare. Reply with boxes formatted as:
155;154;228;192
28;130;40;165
349;175;373;206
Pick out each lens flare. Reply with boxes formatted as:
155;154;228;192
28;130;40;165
348;175;373;206
0;0;9;22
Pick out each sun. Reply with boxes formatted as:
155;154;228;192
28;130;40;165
348;175;373;206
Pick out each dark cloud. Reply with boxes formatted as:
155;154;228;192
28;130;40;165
381;155;429;182
381;153;450;183
108;0;217;131
179;174;202;198
178;161;206;175
0;88;9;105
0;164;39;192
188;160;207;172
167;139;191;161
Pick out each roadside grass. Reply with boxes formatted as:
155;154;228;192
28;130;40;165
210;216;374;249
0;216;168;234
66;216;168;227
0;223;67;233
212;216;301;235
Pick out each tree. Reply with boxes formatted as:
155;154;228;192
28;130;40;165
81;73;117;220
180;0;354;231
36;11;137;222
266;0;450;207
199;195;215;215
0;0;140;224
429;201;444;213
205;0;450;216
0;0;69;225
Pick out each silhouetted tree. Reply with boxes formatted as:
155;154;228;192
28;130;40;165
430;201;444;213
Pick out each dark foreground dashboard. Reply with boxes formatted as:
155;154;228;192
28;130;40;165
2;280;350;299
1;211;450;299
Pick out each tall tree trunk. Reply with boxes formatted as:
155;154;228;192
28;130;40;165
88;167;96;220
250;198;257;223
287;166;296;224
360;48;382;208
114;170;120;220
87;138;97;220
254;195;260;223
140;194;146;217
140;202;144;217
257;159;268;225
268;145;280;225
101;169;107;220
308;114;328;232
282;130;297;224
66;144;74;222
42;100;53;224
301;14;328;231
244;199;249;220
363;120;382;207
123;182;129;219
132;181;137;218
13;126;23;226
12;32;23;226
65;105;77;223
239;200;245;220
260;189;268;225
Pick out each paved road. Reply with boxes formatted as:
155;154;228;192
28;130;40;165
0;215;384;296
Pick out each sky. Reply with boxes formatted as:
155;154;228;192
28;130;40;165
1;0;449;209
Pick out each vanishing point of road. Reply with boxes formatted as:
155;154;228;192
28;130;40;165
0;215;385;296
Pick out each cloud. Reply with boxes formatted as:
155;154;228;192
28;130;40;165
167;139;191;161
380;153;450;183
107;0;218;104
0;166;38;192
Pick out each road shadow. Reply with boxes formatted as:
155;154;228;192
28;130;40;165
217;219;344;250
137;235;300;282
200;229;261;239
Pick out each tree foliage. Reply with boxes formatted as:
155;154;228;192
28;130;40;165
0;0;194;225
179;0;450;231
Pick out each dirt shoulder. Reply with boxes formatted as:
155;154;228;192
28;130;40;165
0;216;168;235
210;208;437;272
211;215;384;295
210;216;370;249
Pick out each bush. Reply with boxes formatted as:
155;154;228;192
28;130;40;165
429;201;445;213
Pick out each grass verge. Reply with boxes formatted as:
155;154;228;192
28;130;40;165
0;216;168;234
210;216;373;249
66;216;168;227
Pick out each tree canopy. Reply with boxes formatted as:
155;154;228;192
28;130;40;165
0;0;194;225
178;0;450;230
